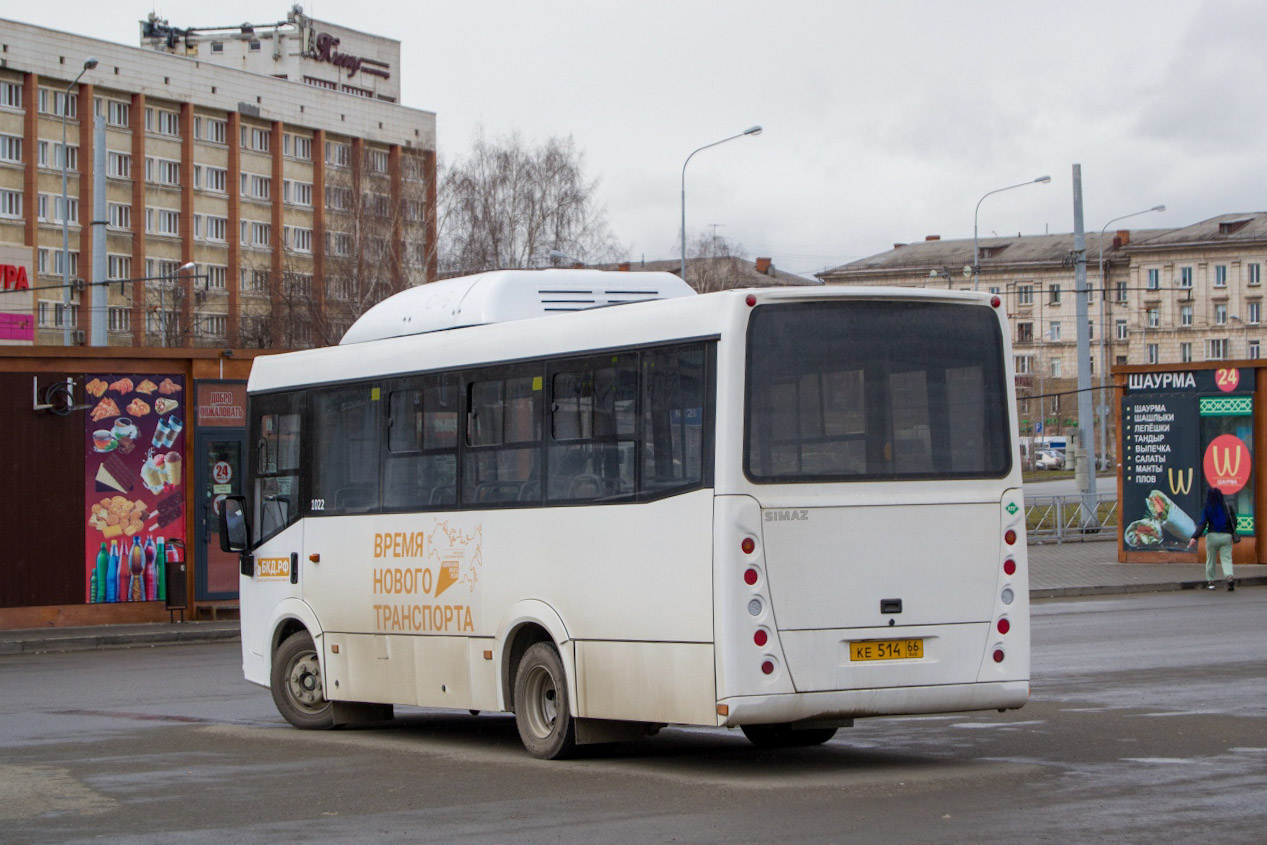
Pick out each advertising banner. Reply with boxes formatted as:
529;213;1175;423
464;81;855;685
1122;366;1255;552
83;374;186;603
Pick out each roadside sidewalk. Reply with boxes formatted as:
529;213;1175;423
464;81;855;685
1028;539;1267;598
1;542;1263;655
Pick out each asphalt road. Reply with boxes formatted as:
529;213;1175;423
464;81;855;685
2;590;1265;844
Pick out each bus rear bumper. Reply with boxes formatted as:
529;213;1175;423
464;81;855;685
717;680;1029;727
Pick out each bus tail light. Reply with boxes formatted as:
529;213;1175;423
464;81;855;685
1003;558;1017;576
754;628;768;647
1004;529;1017;546
993;649;1005;663
746;294;757;307
741;537;755;555
997;618;1010;635
744;568;759;586
990;295;1001;308
761;659;775;675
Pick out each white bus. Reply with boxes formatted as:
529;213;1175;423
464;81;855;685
221;269;1030;759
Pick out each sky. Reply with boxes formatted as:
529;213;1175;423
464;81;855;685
11;0;1266;278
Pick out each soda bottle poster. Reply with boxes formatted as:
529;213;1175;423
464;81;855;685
82;374;186;603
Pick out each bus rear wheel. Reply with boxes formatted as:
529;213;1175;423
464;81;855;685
513;642;576;759
741;724;838;748
272;630;334;730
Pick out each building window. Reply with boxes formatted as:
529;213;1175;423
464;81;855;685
284;272;313;297
1206;338;1228;361
205;265;227;290
1180;304;1193;326
286;226;313;253
325;185;353;210
145;108;180;137
250;221;271;246
1249;301;1261;324
0;188;20;219
1147;307;1160;328
1214;265;1228;288
367;149;389;173
326;141;351;168
1015;356;1032;374
38;194;79;225
38;88;78;118
1179;266;1193;289
1180;342;1192;363
146;157;181;186
195;116;227;144
146;207;180;236
211;42;224;54
1116;319;1128;340
291;135;312;160
1215;304;1228;325
1050;358;1061;378
326;230;354;256
38;141;78;172
0;81;22;110
1250;340;1261;359
240;268;269;292
1047;321;1060;342
106;100;130;128
1016;285;1034;306
107;151;131;179
202;166;227;193
1147;343;1159;364
1087;320;1094;341
1250;264;1261;286
244;127;270;152
1116;281;1128;302
250;175;271;200
108;306;131;333
198;314;228;338
107;254;131;280
205;216;228;243
283;180;313;207
0;134;21;164
1147;268;1160;290
107;202;131;230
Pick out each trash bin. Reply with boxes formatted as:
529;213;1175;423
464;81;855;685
165;539;187;622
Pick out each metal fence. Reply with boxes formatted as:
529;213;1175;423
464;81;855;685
1025;493;1118;543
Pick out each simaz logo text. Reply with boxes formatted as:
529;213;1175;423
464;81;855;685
764;510;809;522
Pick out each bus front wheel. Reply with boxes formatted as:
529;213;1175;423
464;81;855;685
271;630;334;730
741;724;837;748
513;642;576;759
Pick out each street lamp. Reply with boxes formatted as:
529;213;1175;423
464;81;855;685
680;125;762;281
60;56;98;346
1096;204;1165;469
973;175;1051;290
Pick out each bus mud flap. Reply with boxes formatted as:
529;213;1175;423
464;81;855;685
331;701;395;727
574;718;656;746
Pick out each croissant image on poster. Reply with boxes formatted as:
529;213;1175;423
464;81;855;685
83;374;186;603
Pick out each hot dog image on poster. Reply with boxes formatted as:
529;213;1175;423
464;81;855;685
82;374;186;603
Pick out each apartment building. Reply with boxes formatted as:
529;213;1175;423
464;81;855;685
0;11;436;349
817;213;1267;448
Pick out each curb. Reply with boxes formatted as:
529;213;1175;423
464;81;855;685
0;625;239;656
1033;575;1267;600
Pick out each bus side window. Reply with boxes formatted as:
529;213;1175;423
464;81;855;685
384;377;458;510
642;345;707;495
311;387;381;515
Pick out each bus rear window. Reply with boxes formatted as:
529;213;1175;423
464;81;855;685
745;300;1011;482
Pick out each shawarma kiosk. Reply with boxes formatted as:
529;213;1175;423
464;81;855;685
1117;362;1265;564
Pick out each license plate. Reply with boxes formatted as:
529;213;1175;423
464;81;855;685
850;638;924;661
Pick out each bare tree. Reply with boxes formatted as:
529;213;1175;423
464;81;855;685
685;230;748;292
439;129;623;275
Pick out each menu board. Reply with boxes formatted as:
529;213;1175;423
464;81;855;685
1121;366;1256;553
82;374;186;603
1121;395;1201;551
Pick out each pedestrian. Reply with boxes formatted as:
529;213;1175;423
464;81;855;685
1187;487;1238;591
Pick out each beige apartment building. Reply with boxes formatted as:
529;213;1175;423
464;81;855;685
0;10;436;350
818;213;1267;454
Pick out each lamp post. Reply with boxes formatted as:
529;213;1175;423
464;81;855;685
681;125;762;281
1096;204;1165;469
60;56;98;346
972;175;1051;290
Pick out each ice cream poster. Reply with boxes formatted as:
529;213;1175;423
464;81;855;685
82;374;186;603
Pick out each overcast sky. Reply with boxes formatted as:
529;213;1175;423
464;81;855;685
13;1;1265;277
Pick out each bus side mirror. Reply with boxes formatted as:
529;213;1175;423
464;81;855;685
220;495;251;554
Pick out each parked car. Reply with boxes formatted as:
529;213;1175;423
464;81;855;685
1035;449;1066;470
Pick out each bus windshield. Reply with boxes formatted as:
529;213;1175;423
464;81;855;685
745;299;1011;482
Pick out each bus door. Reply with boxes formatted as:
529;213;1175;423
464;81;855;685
242;395;305;659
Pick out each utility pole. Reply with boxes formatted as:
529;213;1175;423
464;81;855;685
1072;164;1099;529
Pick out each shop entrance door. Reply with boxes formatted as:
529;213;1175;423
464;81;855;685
195;431;245;601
